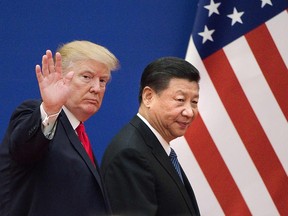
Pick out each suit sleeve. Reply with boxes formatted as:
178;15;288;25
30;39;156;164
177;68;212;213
102;148;158;216
8;100;51;164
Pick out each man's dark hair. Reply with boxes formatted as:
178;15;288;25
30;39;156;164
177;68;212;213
138;57;200;103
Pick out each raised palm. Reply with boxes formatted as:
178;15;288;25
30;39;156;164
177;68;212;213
35;50;74;115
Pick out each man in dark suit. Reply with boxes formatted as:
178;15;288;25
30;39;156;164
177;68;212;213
101;57;201;216
0;40;119;216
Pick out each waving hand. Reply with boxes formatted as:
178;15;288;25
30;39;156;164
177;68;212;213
35;50;74;115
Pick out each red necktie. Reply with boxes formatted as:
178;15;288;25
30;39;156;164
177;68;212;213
76;122;95;165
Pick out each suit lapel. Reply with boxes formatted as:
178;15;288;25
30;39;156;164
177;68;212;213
130;116;197;214
58;112;104;193
152;145;197;215
181;167;200;215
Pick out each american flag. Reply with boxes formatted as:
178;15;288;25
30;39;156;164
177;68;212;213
171;0;288;215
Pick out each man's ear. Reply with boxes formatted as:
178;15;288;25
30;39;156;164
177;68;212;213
142;86;154;108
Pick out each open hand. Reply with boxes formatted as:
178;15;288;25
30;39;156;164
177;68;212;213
35;50;74;115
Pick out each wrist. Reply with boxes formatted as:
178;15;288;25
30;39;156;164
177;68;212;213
40;103;61;127
42;102;62;116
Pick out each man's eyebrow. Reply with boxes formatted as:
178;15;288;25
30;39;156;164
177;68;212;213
175;89;199;97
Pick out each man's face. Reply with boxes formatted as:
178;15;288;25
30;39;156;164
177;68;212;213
64;59;111;122
147;78;199;142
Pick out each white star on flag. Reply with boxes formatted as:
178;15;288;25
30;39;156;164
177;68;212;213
198;25;215;44
227;7;245;26
261;0;273;8
204;0;221;17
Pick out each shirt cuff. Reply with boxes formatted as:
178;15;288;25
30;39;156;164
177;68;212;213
40;103;61;139
40;103;61;127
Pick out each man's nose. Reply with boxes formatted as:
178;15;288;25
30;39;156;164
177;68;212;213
182;104;194;118
90;78;101;92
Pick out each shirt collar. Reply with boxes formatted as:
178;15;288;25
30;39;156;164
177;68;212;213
137;113;171;156
62;106;80;130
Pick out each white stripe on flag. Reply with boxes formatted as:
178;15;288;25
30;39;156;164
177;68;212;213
171;137;225;216
183;36;279;215
224;36;288;175
266;11;288;68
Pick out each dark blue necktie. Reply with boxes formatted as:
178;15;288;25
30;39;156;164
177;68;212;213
169;148;184;183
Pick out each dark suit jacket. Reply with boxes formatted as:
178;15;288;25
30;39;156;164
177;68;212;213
0;100;111;216
101;115;200;216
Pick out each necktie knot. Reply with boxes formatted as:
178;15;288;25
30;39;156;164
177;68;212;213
76;122;85;134
169;148;184;183
76;122;95;165
169;148;178;159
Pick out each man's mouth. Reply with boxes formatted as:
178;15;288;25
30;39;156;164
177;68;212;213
85;99;98;105
178;121;190;129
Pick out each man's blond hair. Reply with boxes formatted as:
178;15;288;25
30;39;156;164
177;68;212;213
56;40;119;72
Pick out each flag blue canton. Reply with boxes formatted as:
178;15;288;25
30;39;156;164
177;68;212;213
192;0;288;59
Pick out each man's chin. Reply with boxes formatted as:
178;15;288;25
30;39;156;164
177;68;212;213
84;105;100;115
175;129;187;138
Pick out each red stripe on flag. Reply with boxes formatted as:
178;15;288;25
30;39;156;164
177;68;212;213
185;115;251;215
245;23;288;121
204;50;288;215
